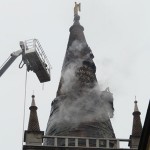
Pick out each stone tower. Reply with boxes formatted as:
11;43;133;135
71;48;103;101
129;99;142;148
45;3;115;146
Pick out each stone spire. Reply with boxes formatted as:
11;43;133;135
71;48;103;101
57;2;94;96
129;98;142;148
27;95;40;131
132;100;142;137
45;3;115;147
24;95;44;145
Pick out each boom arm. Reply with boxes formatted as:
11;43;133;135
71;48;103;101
0;50;22;77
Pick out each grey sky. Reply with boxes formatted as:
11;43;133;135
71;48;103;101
0;0;150;149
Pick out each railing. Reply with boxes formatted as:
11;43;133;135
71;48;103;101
43;136;130;149
24;39;51;74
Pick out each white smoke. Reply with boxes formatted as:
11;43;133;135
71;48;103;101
68;40;87;52
61;40;87;94
61;63;77;94
56;86;113;124
47;40;114;129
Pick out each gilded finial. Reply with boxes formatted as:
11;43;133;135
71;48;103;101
74;2;81;15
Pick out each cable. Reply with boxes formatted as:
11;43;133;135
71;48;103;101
21;67;28;149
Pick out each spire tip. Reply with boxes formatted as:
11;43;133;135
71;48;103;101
74;2;81;16
134;96;139;112
31;95;36;107
134;96;137;103
32;95;35;99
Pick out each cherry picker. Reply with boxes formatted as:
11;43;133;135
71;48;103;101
0;39;51;83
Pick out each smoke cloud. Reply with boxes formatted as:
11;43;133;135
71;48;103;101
47;40;114;131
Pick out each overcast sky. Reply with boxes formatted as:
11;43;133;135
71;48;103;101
0;0;150;149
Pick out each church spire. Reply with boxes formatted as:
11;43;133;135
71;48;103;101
129;98;142;148
27;95;40;131
132;99;142;136
45;3;115;147
57;2;94;96
24;95;44;145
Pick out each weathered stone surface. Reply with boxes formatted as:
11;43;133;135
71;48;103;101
45;14;115;146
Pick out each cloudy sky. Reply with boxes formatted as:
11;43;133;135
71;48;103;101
0;0;150;149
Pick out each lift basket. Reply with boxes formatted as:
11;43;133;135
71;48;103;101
22;39;51;83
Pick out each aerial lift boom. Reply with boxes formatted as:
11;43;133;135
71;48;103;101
0;39;51;83
0;50;22;77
